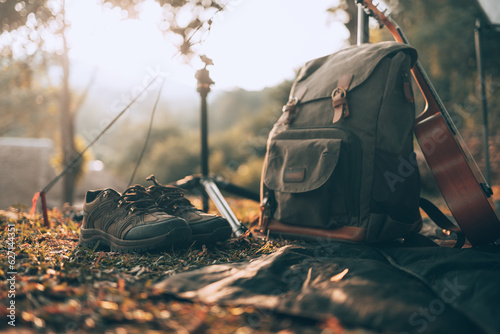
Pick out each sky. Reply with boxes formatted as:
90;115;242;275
66;0;349;96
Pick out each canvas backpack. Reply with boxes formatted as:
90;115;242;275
259;41;423;243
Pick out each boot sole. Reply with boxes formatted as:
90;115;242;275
192;225;233;244
78;226;192;253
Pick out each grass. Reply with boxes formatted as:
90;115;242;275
0;199;348;334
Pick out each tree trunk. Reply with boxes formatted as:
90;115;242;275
60;6;78;205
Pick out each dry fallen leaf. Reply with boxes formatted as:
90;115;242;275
98;300;119;310
330;268;349;282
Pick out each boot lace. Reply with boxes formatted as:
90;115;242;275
146;175;196;215
116;185;158;214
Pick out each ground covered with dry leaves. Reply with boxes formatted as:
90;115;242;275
0;199;349;334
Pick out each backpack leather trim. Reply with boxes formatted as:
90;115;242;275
266;219;366;242
332;73;354;123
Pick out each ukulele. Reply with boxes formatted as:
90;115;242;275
357;0;500;245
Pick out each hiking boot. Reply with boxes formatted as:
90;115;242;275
145;175;232;243
79;185;192;252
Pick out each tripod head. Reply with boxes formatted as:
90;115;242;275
196;55;214;97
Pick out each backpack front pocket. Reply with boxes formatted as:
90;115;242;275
263;129;359;228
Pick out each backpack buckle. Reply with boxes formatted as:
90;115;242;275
331;73;353;123
331;87;350;122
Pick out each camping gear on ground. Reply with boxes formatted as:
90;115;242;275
259;41;422;243
79;185;192;252
259;3;500;246
146;175;232;244
79;177;232;252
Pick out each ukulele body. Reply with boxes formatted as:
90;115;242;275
415;112;500;245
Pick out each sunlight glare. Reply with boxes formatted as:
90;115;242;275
67;1;174;77
64;0;348;92
199;0;347;90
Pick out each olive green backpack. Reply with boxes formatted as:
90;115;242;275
259;41;423;243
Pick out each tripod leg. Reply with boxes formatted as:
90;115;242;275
201;178;247;237
202;191;210;213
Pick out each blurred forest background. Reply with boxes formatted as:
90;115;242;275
1;0;499;206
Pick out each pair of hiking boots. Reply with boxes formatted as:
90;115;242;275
78;175;232;252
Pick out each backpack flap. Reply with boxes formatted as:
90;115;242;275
264;138;341;193
281;41;417;126
263;134;354;229
297;41;417;101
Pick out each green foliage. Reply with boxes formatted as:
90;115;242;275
0;0;53;32
0;58;58;137
392;0;492;102
0;1;62;61
205;81;292;189
50;135;92;184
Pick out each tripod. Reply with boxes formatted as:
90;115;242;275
174;57;259;237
